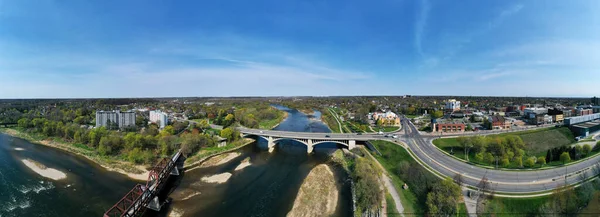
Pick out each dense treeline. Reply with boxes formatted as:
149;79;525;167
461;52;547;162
16;115;229;164
457;135;533;168
545;144;593;164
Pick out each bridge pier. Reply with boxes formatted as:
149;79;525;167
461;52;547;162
307;139;313;153
349;140;356;150
268;136;275;153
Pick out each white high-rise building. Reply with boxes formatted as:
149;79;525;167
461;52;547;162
445;99;461;111
96;110;136;129
150;110;168;129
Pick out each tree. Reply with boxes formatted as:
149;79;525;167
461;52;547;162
17;118;30;128
484;153;494;164
560;152;571;164
583;144;592;156
220;128;234;141
471;136;487;154
514;156;523;168
431;110;444;119
163;125;175;135
353;158;382;214
475;152;484;162
457;137;473;161
426;178;462;216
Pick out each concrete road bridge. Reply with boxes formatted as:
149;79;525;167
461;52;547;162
238;127;391;153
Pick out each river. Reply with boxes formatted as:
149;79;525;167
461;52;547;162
0;105;353;217
0;133;137;216
155;106;353;217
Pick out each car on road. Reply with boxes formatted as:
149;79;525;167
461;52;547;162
357;132;362;135
325;135;331;138
392;135;398;139
259;131;263;134
377;131;384;135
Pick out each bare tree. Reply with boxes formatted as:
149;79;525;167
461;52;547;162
453;173;464;187
476;176;492;216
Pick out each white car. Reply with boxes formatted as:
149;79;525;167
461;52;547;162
259;131;263;134
392;135;398;139
378;131;384;135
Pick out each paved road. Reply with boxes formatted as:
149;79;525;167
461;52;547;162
401;117;600;193
240;121;600;193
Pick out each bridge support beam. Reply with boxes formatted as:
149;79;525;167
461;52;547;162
268;136;275;153
349;140;356;150
307;139;313;153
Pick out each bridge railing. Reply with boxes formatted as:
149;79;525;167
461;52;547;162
104;184;146;217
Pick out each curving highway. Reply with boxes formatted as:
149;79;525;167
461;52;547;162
401;117;600;193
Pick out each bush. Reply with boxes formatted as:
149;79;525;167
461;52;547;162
524;157;536;168
583;144;592;156
560;152;571;164
475;152;484;162
537;156;546;165
484;153;494;164
500;158;510;167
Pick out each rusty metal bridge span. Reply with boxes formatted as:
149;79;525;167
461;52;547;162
103;150;183;217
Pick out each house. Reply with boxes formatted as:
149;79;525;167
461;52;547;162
445;99;461;111
489;116;510;130
369;111;401;126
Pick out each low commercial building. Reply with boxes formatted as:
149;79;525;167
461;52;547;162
564;113;600;126
433;119;465;133
571;121;600;138
96;110;136;129
524;108;548;119
577;108;593;116
548;108;565;123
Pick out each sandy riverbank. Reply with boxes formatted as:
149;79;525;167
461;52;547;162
235;157;252;171
200;152;241;168
2;129;149;181
201;173;233;184
21;159;67;180
287;164;338;217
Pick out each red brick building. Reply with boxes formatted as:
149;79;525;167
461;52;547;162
435;121;465;133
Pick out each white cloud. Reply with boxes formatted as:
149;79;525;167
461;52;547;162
414;0;430;57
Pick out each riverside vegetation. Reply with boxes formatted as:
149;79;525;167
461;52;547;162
2;100;285;174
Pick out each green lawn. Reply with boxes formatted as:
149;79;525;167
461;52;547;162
370;140;423;215
457;202;469;217
480;196;550;217
376;126;400;132
404;114;419;119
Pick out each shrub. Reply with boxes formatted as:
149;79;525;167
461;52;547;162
537;156;546;165
524;157;537;168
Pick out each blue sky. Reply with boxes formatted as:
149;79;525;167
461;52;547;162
1;0;599;98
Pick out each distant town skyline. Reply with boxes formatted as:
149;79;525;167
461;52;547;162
1;0;599;98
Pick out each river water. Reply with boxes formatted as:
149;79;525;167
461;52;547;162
156;106;353;217
0;105;352;217
0;134;137;216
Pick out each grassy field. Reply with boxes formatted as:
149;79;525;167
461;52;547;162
370;140;423;215
433;127;579;168
480;196;549;217
320;109;342;133
457;203;469;217
184;138;254;166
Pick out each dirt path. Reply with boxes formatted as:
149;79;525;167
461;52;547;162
362;147;405;216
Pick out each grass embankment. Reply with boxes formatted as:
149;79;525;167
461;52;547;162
184;138;254;168
369;140;423;215
321;109;342;133
479;196;550;217
386;192;399;217
0;128;147;179
433;127;590;169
